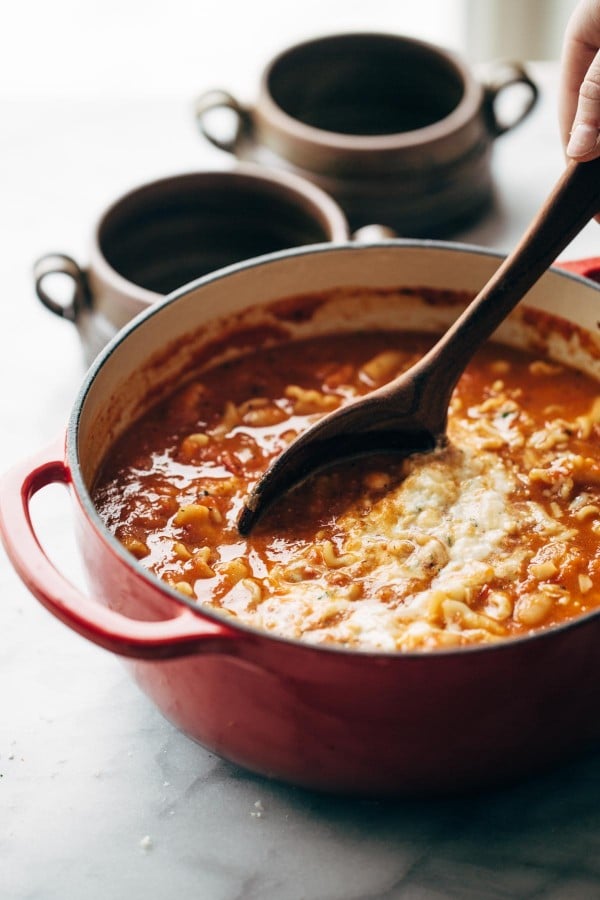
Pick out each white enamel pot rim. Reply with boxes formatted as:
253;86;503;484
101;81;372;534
67;238;600;659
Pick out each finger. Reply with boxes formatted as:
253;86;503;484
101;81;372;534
560;0;600;158
567;47;600;159
559;39;598;149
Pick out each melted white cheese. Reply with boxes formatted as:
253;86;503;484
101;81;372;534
219;444;572;651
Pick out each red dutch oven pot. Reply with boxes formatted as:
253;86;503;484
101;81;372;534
3;241;600;796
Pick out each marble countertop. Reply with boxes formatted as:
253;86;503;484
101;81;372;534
3;62;600;900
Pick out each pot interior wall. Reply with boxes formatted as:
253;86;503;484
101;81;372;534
75;243;600;491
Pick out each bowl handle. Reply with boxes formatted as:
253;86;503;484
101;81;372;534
0;439;239;660
556;257;600;285
482;62;539;137
194;89;251;154
33;253;89;323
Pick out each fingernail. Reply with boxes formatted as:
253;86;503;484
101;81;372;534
567;123;599;158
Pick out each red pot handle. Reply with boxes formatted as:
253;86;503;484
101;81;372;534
0;438;239;660
556;257;600;284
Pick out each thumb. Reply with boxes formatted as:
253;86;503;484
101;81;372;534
567;48;600;160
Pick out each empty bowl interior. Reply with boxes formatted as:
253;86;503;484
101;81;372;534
98;174;333;295
267;34;465;136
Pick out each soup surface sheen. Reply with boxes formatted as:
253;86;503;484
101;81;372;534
93;329;600;651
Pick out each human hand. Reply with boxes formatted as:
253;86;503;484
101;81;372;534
560;0;600;161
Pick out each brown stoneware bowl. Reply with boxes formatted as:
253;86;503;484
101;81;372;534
196;33;538;234
33;165;352;365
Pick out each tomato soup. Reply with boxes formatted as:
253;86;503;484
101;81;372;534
93;329;600;651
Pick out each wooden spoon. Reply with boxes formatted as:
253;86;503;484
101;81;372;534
238;158;600;535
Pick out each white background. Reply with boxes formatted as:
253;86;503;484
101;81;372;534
4;0;467;100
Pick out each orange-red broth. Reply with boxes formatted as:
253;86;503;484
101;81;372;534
93;331;600;651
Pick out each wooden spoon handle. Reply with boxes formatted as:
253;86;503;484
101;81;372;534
411;158;600;419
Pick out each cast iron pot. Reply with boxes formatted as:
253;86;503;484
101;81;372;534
3;242;600;796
